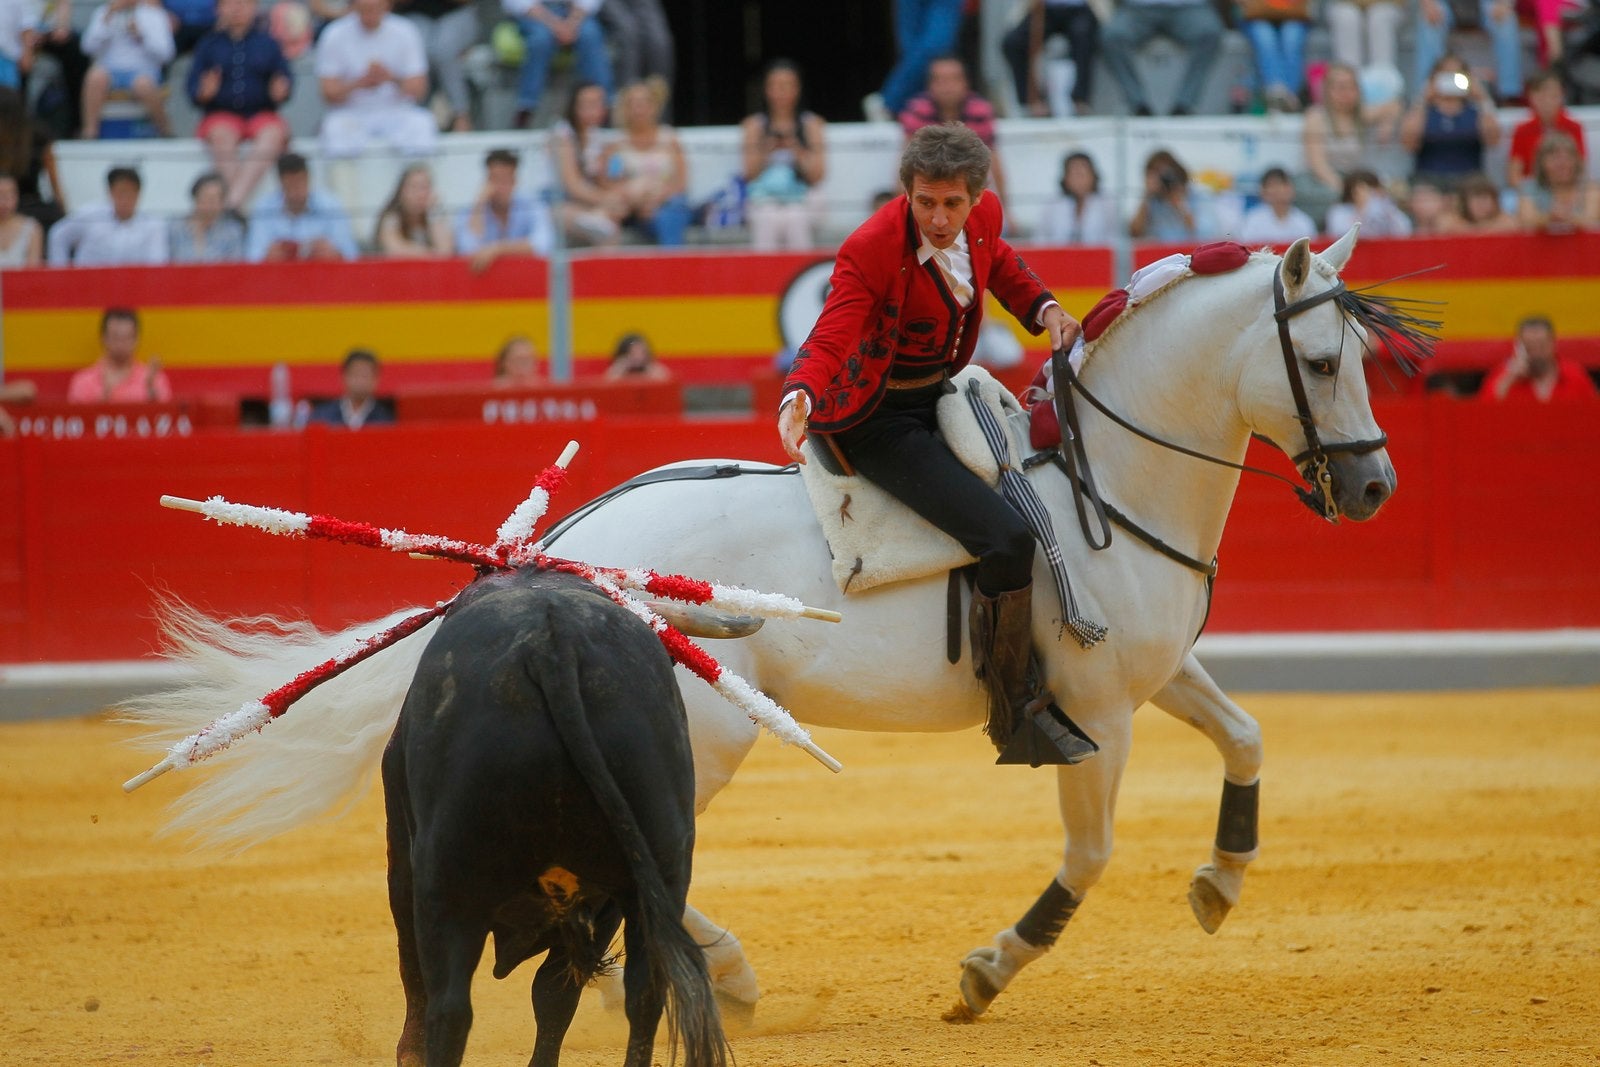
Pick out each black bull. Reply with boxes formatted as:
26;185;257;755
381;569;730;1067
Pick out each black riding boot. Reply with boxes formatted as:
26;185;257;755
970;583;1099;767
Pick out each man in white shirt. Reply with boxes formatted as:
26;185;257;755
315;0;437;158
46;166;170;266
1237;166;1317;245
80;0;175;136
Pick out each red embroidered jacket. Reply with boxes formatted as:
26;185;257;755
783;192;1055;433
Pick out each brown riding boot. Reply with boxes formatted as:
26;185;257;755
970;584;1099;767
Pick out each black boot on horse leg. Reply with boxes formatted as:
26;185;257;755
971;583;1098;766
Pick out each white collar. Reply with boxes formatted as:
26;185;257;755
916;227;968;265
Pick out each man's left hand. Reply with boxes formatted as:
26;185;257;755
1042;304;1081;353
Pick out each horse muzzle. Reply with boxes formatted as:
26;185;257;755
1320;447;1396;523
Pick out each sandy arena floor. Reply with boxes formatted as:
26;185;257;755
3;687;1598;1066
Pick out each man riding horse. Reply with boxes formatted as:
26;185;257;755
777;123;1096;766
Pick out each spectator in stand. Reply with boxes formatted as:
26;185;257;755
80;0;175;137
0;0;39;91
1002;0;1099;117
1482;316;1595;401
67;307;172;403
0;88;64;231
1508;70;1586;188
1301;63;1401;205
598;76;689;246
33;0;90;136
47;166;168;265
1414;0;1520;107
393;0;476;131
164;0;216;54
503;0;610;129
1324;168;1411;236
1239;166;1316;243
304;347;395;427
599;0;671;88
604;331;669;381
551;80;622;245
899;55;1005;202
1401;55;1500;192
0;172;43;265
741;59;826;252
315;0;436;158
1324;0;1401;77
866;0;963;120
170;171;245;261
372;162;453;255
1037;150;1114;245
493;333;541;386
455;146;554;270
1241;0;1311;113
1517;132;1600;232
1404;178;1457;235
189;0;292;212
1446;172;1519;233
1100;0;1223;117
1129;149;1217;241
247;151;359;260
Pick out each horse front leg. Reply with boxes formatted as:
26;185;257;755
1151;652;1263;934
956;710;1133;1017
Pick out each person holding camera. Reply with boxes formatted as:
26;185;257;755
1400;54;1500;192
740;59;827;251
1482;316;1595;402
1128;149;1217;243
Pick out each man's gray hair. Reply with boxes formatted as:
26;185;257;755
899;124;991;199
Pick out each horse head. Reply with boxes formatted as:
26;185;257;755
1238;227;1397;523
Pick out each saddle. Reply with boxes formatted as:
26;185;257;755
798;367;1028;595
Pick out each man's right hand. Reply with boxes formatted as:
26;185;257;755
778;396;808;464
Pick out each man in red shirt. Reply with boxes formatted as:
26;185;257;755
1508;71;1587;188
1481;316;1596;401
778;124;1093;765
66;308;173;404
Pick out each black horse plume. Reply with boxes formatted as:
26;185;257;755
1333;266;1445;379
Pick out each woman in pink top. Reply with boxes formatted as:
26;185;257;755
66;307;173;403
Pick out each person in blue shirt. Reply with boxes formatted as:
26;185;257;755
454;147;554;273
188;0;292;212
246;152;359;261
164;0;217;54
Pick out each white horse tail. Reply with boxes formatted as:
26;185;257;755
120;598;436;850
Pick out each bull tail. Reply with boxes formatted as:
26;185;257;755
119;597;435;849
541;652;730;1067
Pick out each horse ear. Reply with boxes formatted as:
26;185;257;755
1319;225;1360;271
1280;237;1313;296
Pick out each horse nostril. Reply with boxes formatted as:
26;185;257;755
1363;480;1391;508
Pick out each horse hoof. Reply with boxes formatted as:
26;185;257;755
958;949;1004;1015
1188;865;1233;934
715;990;757;1029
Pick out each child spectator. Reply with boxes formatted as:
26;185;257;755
0;172;43;266
455;147;554;271
1405;178;1457;236
67;307;172;403
550;80;622;245
898;55;1004;201
1401;54;1500;192
1508;70;1586;188
1239;166;1316;243
1037;150;1115;245
372;163;453;256
1517;132;1600;233
315;0;436;158
246;152;359;260
304;348;395;427
604;331;669;381
393;0;476;131
189;0;292;212
1129;149;1218;242
1324;169;1412;237
170;171;245;262
598;77;689;246
741;59;826;252
502;0;610;128
1446;173;1519;234
493;334;541;386
47;166;169;265
80;0;175;137
1482;316;1595;401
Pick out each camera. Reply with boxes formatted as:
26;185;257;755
1432;71;1470;98
1157;168;1182;194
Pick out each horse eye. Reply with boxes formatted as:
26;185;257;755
1307;358;1337;377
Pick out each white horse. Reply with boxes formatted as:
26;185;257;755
127;231;1407;1022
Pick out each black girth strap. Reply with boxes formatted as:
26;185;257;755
541;462;798;548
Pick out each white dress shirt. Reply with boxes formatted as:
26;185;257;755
47;201;170;267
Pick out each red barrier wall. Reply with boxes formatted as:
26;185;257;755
1;395;1595;664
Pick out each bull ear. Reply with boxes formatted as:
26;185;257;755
1320;225;1359;271
1280;236;1313;298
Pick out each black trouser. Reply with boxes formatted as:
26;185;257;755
833;385;1034;597
1002;4;1100;107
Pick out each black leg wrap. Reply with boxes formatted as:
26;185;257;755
1014;878;1080;949
1216;778;1260;856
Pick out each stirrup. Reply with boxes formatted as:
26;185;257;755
996;701;1099;767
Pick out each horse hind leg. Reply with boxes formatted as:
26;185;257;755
1151;654;1263;934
